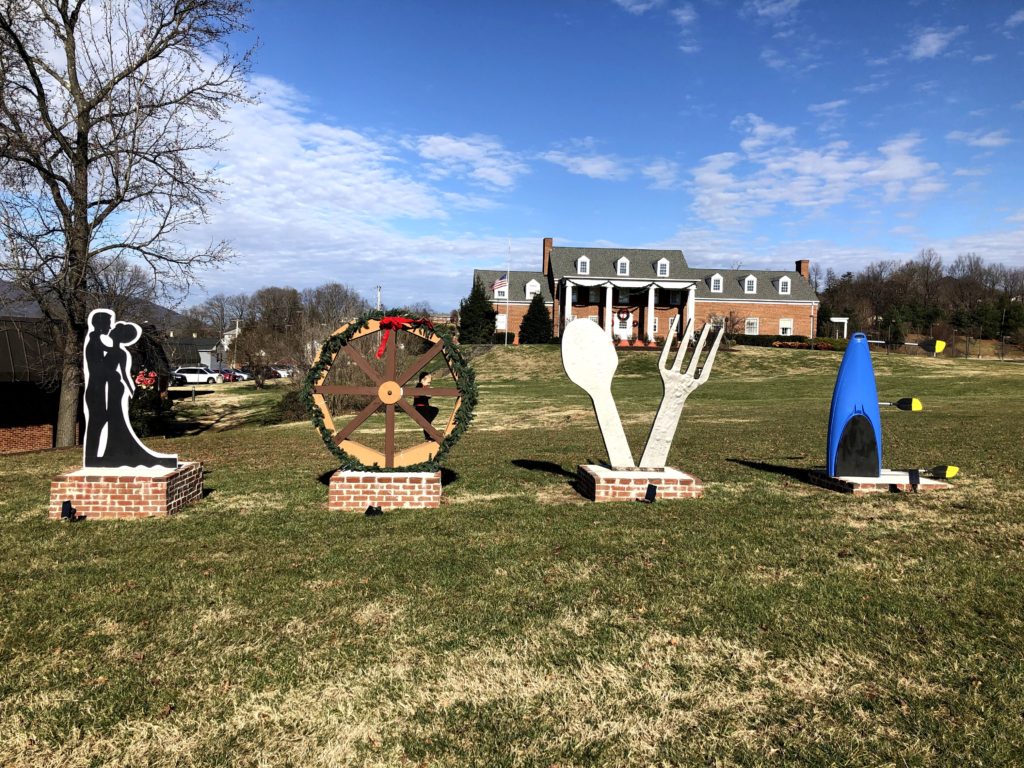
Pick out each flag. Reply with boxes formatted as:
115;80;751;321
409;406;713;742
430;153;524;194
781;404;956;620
490;273;508;292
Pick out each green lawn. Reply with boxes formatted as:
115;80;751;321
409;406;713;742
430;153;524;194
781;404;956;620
2;345;1022;766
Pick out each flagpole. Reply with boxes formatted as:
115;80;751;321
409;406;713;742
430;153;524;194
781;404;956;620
505;237;511;346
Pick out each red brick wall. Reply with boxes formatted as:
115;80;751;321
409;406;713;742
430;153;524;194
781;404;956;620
328;471;441;510
48;461;203;520
695;301;817;337
0;424;53;454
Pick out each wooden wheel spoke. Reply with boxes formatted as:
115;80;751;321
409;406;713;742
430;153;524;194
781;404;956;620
385;403;395;467
396;398;443;443
334;398;382;444
397;340;445;386
342;343;382;385
385;330;396;380
314;385;378;396
404;387;460;398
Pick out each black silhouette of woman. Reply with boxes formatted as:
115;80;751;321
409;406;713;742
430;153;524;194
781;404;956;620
413;371;440;440
83;309;177;469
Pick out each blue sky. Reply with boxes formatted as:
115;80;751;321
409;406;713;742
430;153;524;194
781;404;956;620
184;0;1024;310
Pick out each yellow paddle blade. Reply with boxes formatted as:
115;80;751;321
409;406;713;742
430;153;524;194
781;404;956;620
910;398;923;412
944;465;959;479
934;340;946;354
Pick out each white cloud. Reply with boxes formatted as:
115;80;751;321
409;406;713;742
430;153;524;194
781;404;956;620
541;150;631;180
744;0;801;20
169;75;540;310
1008;210;1024;223
808;99;848;114
671;3;700;52
972;53;996;62
413;134;528;190
612;0;664;14
690;115;945;227
1005;9;1024;28
946;129;1012;148
906;26;966;60
954;167;989;177
642;158;680;189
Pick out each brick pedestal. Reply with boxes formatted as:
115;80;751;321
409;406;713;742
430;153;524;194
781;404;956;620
576;464;703;502
328;470;442;511
808;468;954;496
49;462;203;520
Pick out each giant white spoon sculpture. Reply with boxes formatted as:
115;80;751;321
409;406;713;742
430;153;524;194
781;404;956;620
560;319;635;468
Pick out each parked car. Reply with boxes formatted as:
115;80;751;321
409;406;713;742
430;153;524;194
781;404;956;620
211;368;237;382
172;366;224;384
171;372;187;386
228;368;250;381
272;366;293;378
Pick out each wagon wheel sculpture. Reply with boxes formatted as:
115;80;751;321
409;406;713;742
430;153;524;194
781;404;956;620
305;316;474;470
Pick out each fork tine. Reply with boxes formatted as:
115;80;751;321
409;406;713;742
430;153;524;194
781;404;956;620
671;319;694;372
685;323;712;377
659;315;679;368
695;327;725;384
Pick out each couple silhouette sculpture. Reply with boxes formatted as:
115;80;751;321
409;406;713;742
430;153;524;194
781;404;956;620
83;309;177;469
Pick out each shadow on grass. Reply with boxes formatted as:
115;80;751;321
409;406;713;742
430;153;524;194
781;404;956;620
511;459;575;478
728;458;814;484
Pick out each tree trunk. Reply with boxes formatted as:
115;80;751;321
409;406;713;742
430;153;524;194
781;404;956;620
55;325;83;448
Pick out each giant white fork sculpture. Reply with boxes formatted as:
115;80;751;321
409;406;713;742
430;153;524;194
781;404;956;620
638;315;723;468
560;315;723;470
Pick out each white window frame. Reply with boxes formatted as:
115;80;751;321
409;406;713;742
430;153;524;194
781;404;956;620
779;318;794;336
616;257;630;276
577;257;590;275
745;317;759;335
744;275;757;295
525;279;541;300
652;316;659;333
495;287;507;300
617;316;629;330
656;258;670;277
496;313;508;331
778;276;791;295
710;273;723;293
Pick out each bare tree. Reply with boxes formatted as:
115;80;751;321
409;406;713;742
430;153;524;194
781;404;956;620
0;0;251;446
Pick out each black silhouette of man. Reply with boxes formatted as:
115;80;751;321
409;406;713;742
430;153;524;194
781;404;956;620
83;309;115;465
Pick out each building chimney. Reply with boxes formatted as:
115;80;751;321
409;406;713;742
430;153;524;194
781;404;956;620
796;259;810;282
542;237;553;276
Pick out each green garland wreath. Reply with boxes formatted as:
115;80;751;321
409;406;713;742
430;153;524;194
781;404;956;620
301;310;477;472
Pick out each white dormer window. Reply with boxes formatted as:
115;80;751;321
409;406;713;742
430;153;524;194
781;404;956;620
495;287;506;299
616;257;630;276
577;256;590;275
710;273;723;293
778;276;791;295
744;275;757;294
525;279;541;300
656;258;670;277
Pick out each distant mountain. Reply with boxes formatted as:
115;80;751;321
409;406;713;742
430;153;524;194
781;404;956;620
0;280;187;328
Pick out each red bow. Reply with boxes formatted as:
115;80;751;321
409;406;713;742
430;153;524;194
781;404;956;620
375;316;433;358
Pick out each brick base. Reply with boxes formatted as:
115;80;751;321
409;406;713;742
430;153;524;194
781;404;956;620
576;464;704;502
48;461;203;520
328;470;442;511
808;468;953;496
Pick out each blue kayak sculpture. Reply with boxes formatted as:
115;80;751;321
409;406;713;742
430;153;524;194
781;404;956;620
827;333;882;478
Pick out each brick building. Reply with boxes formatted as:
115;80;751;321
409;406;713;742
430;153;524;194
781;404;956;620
473;237;819;342
0;317;61;454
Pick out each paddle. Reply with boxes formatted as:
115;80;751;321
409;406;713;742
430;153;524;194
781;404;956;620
923;465;959;479
918;339;946;355
879;397;922;411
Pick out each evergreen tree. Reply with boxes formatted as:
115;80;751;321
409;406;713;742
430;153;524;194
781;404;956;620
458;278;497;343
519;293;553;344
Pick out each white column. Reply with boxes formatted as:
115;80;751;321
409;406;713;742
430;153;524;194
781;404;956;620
562;280;572;330
646;285;656;341
604;284;613;337
685;286;696;336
